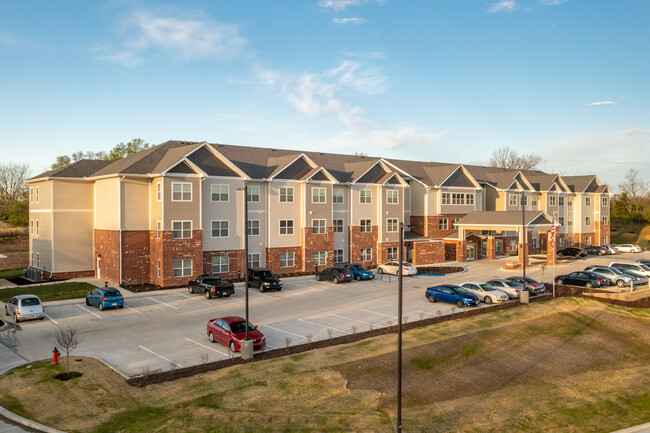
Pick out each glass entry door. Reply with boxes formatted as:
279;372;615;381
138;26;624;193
466;243;476;260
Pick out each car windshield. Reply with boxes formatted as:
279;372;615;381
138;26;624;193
104;291;121;297
402;262;413;266
355;265;367;271
504;281;520;287
21;297;41;306
609;268;626;275
258;271;275;278
230;321;256;334
203;277;222;285
479;284;496;291
640;264;650;271
453;287;470;295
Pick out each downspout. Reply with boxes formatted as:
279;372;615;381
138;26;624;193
119;176;124;285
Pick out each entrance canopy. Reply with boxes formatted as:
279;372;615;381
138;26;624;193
455;211;553;241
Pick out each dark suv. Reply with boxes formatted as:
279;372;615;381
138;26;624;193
557;247;587;258
247;268;283;292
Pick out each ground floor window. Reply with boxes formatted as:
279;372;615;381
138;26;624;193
334;249;344;263
481;242;487;257
602;235;608;244
509;240;517;251
387;246;398;260
157;260;161;277
586;236;592;246
173;259;192;277
532;238;538;248
360;248;372;262
495;240;502;252
212;256;229;273
248;253;260;269
568;238;573;246
313;251;327;266
559;237;565;247
280;252;294;267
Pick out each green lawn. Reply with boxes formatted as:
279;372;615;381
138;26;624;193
0;268;25;279
0;282;97;303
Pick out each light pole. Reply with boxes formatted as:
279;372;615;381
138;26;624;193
397;222;406;433
552;212;557;298
521;191;527;296
240;184;253;359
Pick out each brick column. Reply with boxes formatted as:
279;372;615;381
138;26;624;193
456;241;466;262
486;237;496;260
518;242;529;267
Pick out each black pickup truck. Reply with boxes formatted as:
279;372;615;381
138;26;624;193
188;275;235;299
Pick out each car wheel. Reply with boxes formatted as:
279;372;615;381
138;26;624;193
456;300;464;308
209;332;215;343
617;280;624;287
230;341;237;352
575;254;581;259
599;252;604;256
259;286;265;293
98;303;104;311
378;268;383;274
315;274;321;281
586;282;593;289
205;290;212;299
14;313;19;323
39;316;44;320
484;296;492;304
557;279;564;285
355;275;361;281
85;298;90;306
188;285;193;293
333;277;339;284
427;295;436;303
118;305;124;309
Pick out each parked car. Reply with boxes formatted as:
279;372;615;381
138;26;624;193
459;282;509;304
247;268;282;292
207;316;266;352
583;266;632;288
614;268;649;286
85;288;124;310
425;285;479;308
603;245;618;255
609;261;650;278
505;276;546;294
585;246;607;256
486;279;522;299
555;271;607;288
4;295;44;322
557;247;587;258
616;244;642;253
188;275;235;299
377;262;417;276
315;267;353;283
341;263;375;280
636;259;650;266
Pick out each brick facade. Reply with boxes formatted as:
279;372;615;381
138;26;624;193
573;232;595;249
412;241;445;265
202;249;245;280
121;231;151;286
303;227;335;272
350;225;378;267
377;241;400;264
94;229;121;286
410;216;425;236
51;270;95;280
411;215;467;238
267;246;303;274
160;230;203;287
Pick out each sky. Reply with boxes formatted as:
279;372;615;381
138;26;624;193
1;0;649;191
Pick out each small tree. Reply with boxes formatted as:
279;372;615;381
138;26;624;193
55;326;82;374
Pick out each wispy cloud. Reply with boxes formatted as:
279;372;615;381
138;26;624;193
587;101;615;106
368;127;448;149
318;0;383;12
540;0;567;5
487;1;516;13
333;17;368;25
98;10;246;66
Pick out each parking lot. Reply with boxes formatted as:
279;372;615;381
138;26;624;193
1;252;648;377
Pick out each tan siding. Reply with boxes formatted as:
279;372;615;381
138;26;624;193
305;182;333;226
381;186;403;242
95;178;120;230
122;179;150;230
29;180;53;210
31;238;53;271
54;212;94;271
164;176;201;229
202;178;244;251
53;180;93;210
486;188;498;211
351;184;375;223
268;181;301;248
410;182;425;215
150;177;163;229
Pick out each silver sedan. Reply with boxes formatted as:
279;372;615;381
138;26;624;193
460;282;509;304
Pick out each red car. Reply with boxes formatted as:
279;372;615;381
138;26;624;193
206;316;266;352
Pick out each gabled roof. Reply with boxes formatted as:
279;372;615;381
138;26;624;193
302;167;337;182
456;211;552;227
354;160;391;184
28;159;113;182
562;175;597;193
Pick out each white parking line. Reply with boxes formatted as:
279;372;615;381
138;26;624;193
263;325;307;340
331;314;372;325
44;313;59;325
298;319;351;335
184;337;230;357
358;308;397;318
147;296;179;309
248;290;274;298
178;294;211;305
77;305;102;319
139;345;183;367
124;305;142;315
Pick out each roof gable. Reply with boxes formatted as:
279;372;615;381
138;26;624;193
186;146;241;177
167;160;199;174
440;166;476;188
273;155;314;180
584;178;599;193
355;161;390;184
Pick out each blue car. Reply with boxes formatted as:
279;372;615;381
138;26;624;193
341;263;375;281
85;288;124;311
425;284;480;308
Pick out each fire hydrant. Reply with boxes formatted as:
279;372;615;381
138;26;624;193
52;347;59;365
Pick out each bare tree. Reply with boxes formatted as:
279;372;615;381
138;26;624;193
489;147;544;171
0;163;30;216
55;326;82;374
619;169;649;214
50;138;149;170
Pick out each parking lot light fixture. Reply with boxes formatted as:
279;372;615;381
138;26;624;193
239;184;253;360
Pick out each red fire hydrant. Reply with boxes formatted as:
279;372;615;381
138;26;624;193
52;347;59;365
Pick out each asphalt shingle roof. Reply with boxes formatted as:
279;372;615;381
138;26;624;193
457;211;552;226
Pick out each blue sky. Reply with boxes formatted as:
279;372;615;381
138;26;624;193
1;0;649;190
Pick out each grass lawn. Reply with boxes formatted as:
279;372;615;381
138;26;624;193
0;268;24;279
610;221;650;245
0;282;97;303
0;298;648;433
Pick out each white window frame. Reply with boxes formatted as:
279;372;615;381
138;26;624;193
156;182;162;202
452;218;459;229
333;188;344;204
386;218;398;233
586;235;592;246
387;246;398;261
568;217;573;227
211;220;229;238
172;220;192;239
334;249;344;263
173;259;192;277
156;220;162;239
495;240;502;252
466;194;474;205
360;189;372;204
549;195;556;206
439;218;448;230
313;251;327;266
35;220;39;236
559;216;564;226
279;187;294;203
311;187;326;204
247;219;260;236
559;196;564;206
360;248;372;262
509;194;517;206
36;252;40;268
602;196;608;207
602;216;608;225
211;184;229;202
280;252;294;268
247;253;261;269
333;219;344;233
35;186;39;203
212;256;229;274
559;237;564;247
360;219;372;233
157;260;161;278
29;187;33;203
585;196;591;207
247;185;260;203
532;238;538;248
585;216;591;226
30;219;34;235
279;219;294;235
312;219;326;234
172;182;192;202
442;192;450;205
386;190;398;205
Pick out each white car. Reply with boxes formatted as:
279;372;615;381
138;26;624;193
5;295;45;322
460;282;509;304
609;261;650;278
376;261;417;276
616;244;642;253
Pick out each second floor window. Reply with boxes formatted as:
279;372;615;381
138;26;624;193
559;196;564;206
549;195;556;206
442;192;450;204
452;193;465;205
466;194;474;205
585;216;591;226
280;220;294;235
156;182;161;201
602;196;608;207
602;216;608;225
173;221;192;239
211;185;229;202
568;217;573;227
211;220;229;238
387;218;398;233
360;189;372;204
247;220;260;236
333;188;344;203
333;219;344;233
312;187;326;203
585;197;591;206
312;219;326;234
509;194;517;206
386;190;398;204
172;183;192;201
387;247;398;260
439;218;448;230
559;216;564;226
247;186;260;202
360;219;372;233
280;187;294;203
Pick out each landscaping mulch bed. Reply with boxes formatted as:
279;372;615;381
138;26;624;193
416;266;464;275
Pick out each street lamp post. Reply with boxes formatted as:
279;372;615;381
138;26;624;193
397;222;405;433
240;184;253;359
521;192;527;296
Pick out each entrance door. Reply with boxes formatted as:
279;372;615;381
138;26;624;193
481;241;487;258
466;243;476;260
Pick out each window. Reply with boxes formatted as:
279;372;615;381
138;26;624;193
549;195;556;206
452;218;460;229
386;190;398;204
360;248;372;262
386;218;398;233
247;186;260;203
280;252;294;268
360;189;372;204
212;256;229;274
602;216;608;225
532;238;538;248
333;219;344;233
248;253;260;269
156;182;161;201
585;197;591;207
312;187;326;203
156;260;161;277
439;218;448;230
442;192;450;205
568;238;573;246
173;259;192;277
568;217;573;227
559;237;564;247
211;184;229;202
156;220;162;239
334;249;344;263
532;198;538;206
602;196;608;207
280;187;294;203
509;194;517;206
452;193;465;205
360;219;372;233
559;197;564;206
280;220;294;235
312;219;326;234
330;188;343;204
30;188;33;203
466;194;474;205
247;220;260;236
521;195;527;206
313;251;326;266
495;240;502;252
559;216;564;226
568;199;573;207
35;187;39;203
602;235;608;245
280;253;293;268
509;240;517;251
36;252;40;268
585;216;591;226
586;235;592;246
387;247;398;261
173;221;192;239
172;183;192;201
30;220;33;235
211;220;229;238
31;252;33;266
35;220;39;236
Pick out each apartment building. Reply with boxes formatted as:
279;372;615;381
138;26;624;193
26;140;611;287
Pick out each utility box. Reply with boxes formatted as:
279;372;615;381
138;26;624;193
520;290;530;304
240;339;254;360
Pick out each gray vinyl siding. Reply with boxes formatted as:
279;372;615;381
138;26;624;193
202;178;245;251
268;180;301;248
